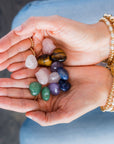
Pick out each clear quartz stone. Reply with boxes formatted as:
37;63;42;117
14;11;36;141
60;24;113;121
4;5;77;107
35;68;50;85
48;72;60;83
42;38;56;54
25;55;38;69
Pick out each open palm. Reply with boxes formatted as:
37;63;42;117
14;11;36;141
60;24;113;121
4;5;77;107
0;66;112;126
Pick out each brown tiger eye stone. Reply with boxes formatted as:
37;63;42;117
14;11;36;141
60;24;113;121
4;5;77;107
51;48;67;62
37;54;52;66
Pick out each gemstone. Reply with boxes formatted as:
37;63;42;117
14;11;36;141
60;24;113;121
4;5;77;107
59;79;71;92
29;82;42;96
42;38;56;55
50;61;63;72
37;54;52;66
25;55;38;69
51;48;67;62
41;87;50;101
35;68;50;85
57;67;69;80
48;72;60;83
48;83;60;96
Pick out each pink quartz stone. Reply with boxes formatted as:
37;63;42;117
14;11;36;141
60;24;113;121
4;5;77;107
35;68;50;85
25;55;38;69
42;38;56;54
48;72;60;83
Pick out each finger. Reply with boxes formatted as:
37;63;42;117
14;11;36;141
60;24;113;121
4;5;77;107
0;38;31;64
0;97;39;113
14;16;59;38
0;50;32;71
26;109;66;126
0;15;59;54
7;62;25;72
0;78;36;88
0;30;26;53
11;68;39;79
0;88;34;99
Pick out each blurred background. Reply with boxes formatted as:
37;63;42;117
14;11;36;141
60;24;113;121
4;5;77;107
0;0;32;144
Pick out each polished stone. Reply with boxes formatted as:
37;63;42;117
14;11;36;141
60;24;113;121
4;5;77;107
48;83;60;96
48;72;60;83
50;61;63;72
57;67;69;80
35;68;50;85
37;54;52;66
25;55;38;69
29;82;42;96
42;38;56;55
51;48;66;62
41;87;50;101
59;79;71;92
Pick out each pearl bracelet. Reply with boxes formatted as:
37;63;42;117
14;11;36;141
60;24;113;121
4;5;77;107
99;15;114;66
99;14;114;112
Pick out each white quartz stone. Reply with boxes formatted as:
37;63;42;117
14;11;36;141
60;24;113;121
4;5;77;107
35;68;50;85
42;38;56;54
25;55;38;69
48;72;60;83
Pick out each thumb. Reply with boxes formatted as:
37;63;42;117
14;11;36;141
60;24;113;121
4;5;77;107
14;15;60;38
26;109;65;126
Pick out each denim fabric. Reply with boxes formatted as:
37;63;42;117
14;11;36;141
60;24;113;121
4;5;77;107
11;0;114;144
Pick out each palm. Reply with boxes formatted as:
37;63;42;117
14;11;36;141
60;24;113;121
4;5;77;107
0;66;111;126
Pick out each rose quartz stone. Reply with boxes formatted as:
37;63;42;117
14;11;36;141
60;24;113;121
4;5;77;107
25;55;38;69
42;38;56;54
48;72;60;83
35;68;50;85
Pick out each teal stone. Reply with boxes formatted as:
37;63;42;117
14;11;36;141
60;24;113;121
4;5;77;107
29;82;42;96
41;87;50;101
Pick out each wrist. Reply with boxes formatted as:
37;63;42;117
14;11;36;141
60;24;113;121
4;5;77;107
92;21;111;62
99;68;113;107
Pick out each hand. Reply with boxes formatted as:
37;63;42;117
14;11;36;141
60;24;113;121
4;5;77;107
0;66;112;126
0;15;110;71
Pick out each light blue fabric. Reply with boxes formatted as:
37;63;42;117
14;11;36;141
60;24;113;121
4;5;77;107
11;0;114;144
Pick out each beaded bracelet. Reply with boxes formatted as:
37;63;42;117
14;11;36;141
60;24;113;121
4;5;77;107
99;15;114;66
99;14;114;112
100;78;114;112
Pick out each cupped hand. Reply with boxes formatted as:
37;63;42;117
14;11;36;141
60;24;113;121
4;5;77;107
0;66;112;126
0;15;110;71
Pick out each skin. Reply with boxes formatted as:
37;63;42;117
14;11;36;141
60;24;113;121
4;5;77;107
0;15;110;71
0;15;112;126
0;66;112;126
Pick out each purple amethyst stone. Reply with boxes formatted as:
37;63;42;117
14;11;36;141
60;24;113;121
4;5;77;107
48;83;60;96
50;61;63;72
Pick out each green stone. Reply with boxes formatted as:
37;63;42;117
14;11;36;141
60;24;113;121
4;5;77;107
29;82;42;96
41;87;50;101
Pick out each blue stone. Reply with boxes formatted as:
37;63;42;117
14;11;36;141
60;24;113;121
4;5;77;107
57;67;69;80
59;79;71;92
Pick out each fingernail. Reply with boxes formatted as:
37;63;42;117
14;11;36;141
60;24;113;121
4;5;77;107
26;115;32;120
14;25;22;32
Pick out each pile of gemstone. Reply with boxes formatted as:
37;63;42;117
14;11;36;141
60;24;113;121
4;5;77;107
25;38;71;101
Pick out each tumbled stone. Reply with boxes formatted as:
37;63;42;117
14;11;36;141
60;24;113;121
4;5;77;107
37;54;52;66
51;48;67;62
41;87;50;101
59;79;71;92
42;38;56;55
57;67;69;80
25;55;38;69
35;68;50;85
48;72;60;83
48;83;60;96
50;61;63;72
29;82;42;96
